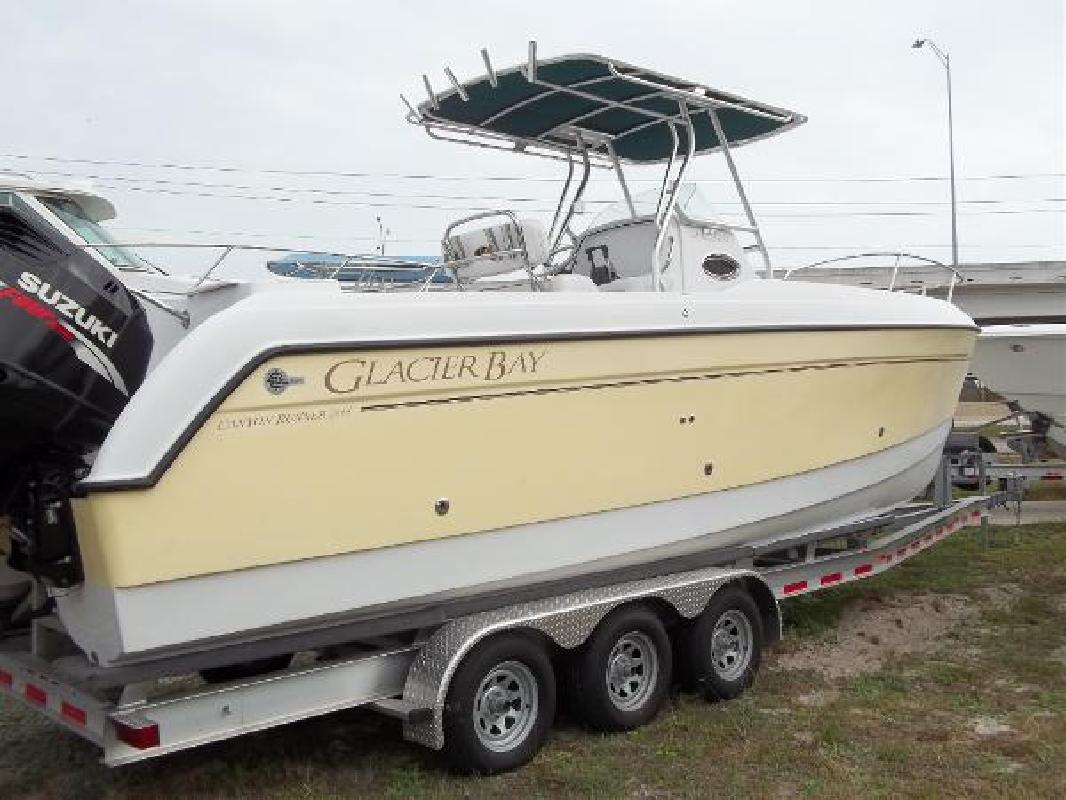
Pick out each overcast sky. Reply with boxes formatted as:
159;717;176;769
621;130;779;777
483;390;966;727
2;0;1063;275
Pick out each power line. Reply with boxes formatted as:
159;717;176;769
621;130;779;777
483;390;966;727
110;226;1062;251
2;152;1063;184
75;182;1066;219
12;167;1066;209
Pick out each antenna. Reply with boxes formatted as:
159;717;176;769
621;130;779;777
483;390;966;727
376;216;389;256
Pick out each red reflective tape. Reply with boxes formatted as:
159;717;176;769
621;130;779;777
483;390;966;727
854;563;873;576
782;580;808;595
897;548;908;558
61;702;87;726
1045;472;1062;481
0;669;11;688
878;553;893;563
25;684;46;706
820;572;843;586
970;511;981;520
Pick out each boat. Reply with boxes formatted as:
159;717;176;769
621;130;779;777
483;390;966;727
782;255;1065;325
0;48;975;671
968;324;1066;452
266;252;452;288
784;255;1065;453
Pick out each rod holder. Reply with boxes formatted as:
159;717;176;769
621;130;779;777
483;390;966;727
526;41;537;82
444;67;468;101
399;93;419;119
422;75;439;110
481;48;497;87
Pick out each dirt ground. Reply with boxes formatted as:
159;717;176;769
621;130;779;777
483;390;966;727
773;592;975;678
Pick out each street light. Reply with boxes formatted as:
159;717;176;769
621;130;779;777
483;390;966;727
912;37;959;267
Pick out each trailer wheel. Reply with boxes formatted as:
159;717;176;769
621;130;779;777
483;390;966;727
200;654;293;684
441;632;555;774
567;606;672;731
679;585;763;701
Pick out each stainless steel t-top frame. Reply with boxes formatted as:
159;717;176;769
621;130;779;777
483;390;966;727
404;42;806;286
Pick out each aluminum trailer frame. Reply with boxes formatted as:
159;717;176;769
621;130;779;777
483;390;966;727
0;492;1007;767
947;450;1065;487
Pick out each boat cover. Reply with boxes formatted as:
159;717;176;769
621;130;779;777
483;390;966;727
414;53;805;164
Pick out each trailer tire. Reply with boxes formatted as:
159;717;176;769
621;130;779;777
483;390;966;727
441;632;555;774
566;606;672;731
679;585;763;701
199;654;293;684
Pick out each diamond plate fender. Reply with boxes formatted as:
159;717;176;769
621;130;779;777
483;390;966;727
401;565;775;749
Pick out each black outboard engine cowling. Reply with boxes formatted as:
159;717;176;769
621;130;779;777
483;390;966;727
0;192;152;586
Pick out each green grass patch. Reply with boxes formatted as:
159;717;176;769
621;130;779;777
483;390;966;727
1024;481;1066;501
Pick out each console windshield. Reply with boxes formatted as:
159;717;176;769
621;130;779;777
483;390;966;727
37;195;149;271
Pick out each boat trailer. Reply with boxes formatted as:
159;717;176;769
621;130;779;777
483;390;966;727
0;485;1016;770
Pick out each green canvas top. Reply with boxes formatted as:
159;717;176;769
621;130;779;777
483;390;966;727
412;53;805;164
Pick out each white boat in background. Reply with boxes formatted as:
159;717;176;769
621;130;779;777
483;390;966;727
784;256;1065;326
785;254;1066;453
266;252;452;288
968;324;1066;452
1;49;974;672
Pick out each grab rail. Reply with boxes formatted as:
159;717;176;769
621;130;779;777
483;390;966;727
73;242;453;325
782;252;962;302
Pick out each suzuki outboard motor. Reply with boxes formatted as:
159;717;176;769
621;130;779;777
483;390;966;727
0;191;152;587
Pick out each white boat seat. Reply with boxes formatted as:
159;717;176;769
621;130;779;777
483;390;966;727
444;217;549;281
571;217;658;287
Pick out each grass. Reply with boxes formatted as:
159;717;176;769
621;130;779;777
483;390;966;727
2;523;1064;799
1023;481;1066;502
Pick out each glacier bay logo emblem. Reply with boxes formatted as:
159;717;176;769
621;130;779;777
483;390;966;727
265;367;304;395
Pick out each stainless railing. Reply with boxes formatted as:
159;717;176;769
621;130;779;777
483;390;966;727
75;242;453;326
782;251;962;302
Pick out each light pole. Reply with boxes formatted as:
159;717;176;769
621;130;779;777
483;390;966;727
912;38;958;267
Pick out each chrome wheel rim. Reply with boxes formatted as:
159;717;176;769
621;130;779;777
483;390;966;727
710;609;753;681
472;660;538;752
605;630;659;711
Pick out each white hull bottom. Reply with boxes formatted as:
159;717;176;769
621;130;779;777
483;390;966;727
58;422;952;666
